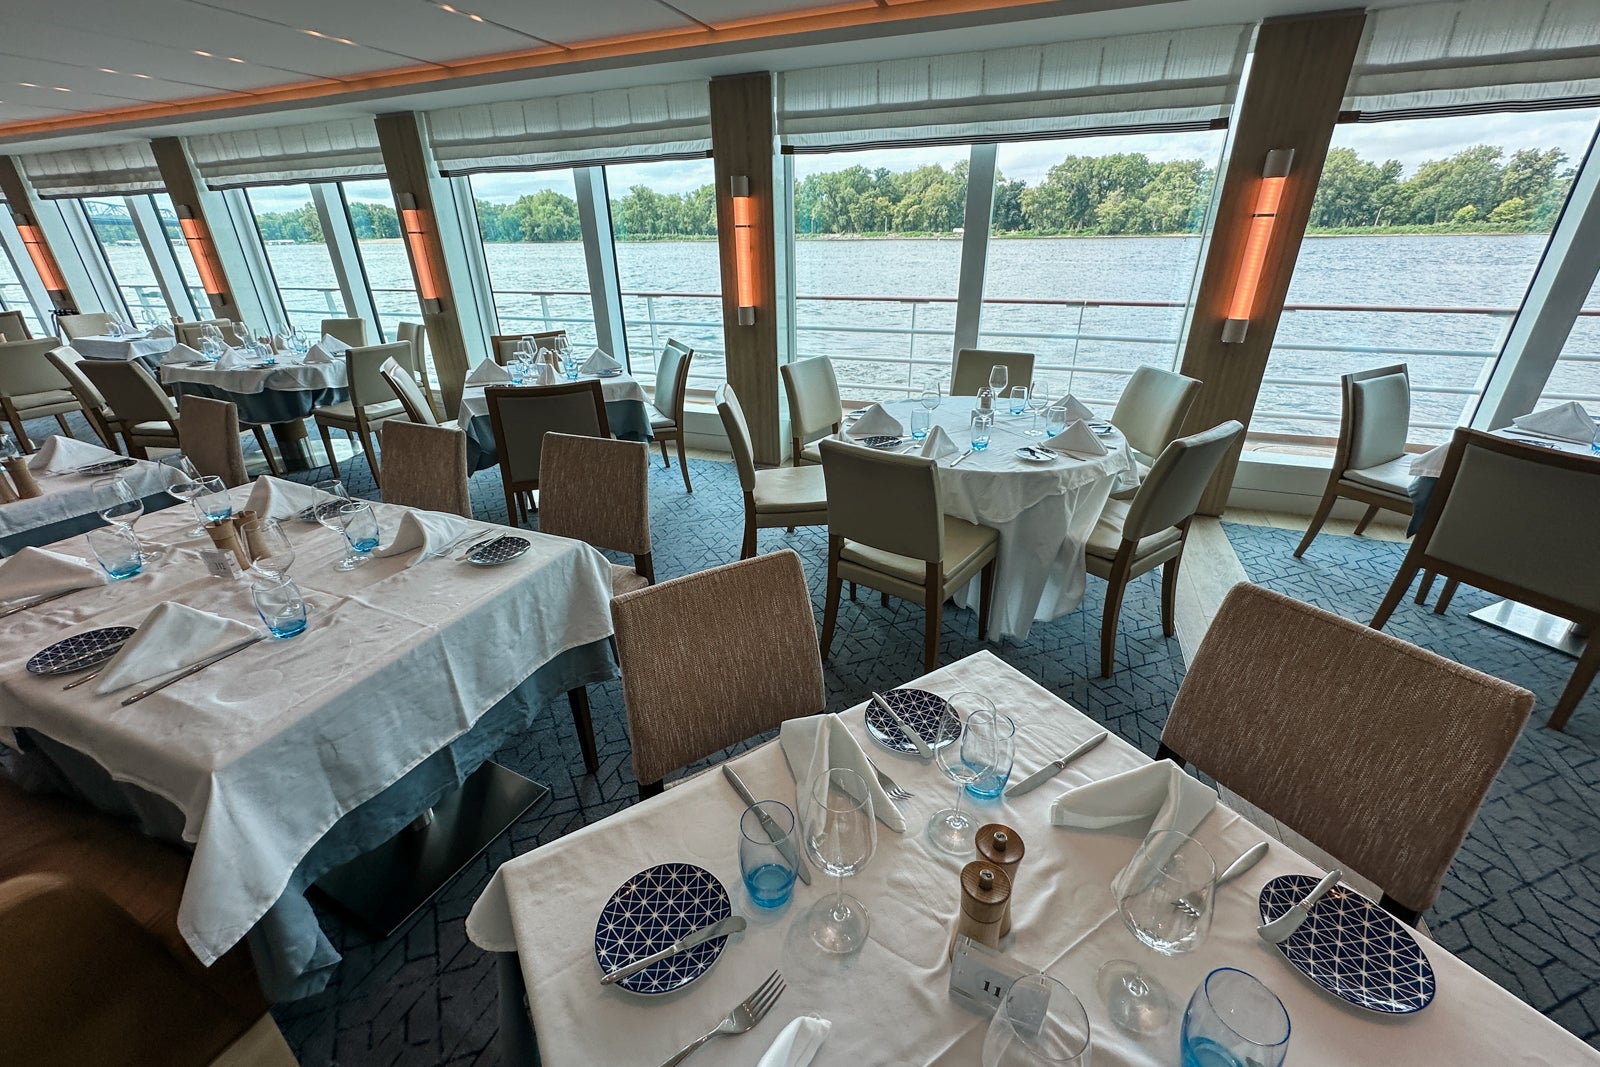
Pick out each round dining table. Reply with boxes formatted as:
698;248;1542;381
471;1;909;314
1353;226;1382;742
455;373;655;473
162;357;348;471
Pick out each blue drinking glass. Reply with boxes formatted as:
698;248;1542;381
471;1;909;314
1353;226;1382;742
338;502;381;560
1181;968;1290;1067
963;709;1015;799
252;577;308;639
87;525;142;580
739;800;798;910
971;411;994;452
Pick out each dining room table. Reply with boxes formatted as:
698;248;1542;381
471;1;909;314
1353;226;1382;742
71;331;178;373
456;371;655;473
828;398;1135;642
0;477;619;1001
0;435;180;556
162;353;349;471
466;649;1600;1066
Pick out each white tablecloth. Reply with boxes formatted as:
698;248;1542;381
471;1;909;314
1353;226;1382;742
456;372;650;426
836;400;1134;641
72;334;177;364
0;442;179;554
160;356;347;395
1410;427;1598;478
0;485;616;965
468;651;1597;1066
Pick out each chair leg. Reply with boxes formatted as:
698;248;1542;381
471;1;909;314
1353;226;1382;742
317;421;339;478
741;513;757;560
819;539;843;660
658;437;670;468
1433;578;1460;616
1371;556;1423;630
924;567;942;674
880;591;890;609
1099;556;1132;678
1548;639;1600;731
6;411;33;453
1353;503;1382;536
567;686;599;774
977;558;996;641
54;413;73;437
359;426;383;489
1414;569;1437;605
638;780;664;802
250;426;282;477
848;582;857;602
1294;484;1341;558
675;433;692;493
504;489;519;528
1161;555;1181;638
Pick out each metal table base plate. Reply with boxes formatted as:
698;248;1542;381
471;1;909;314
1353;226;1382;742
1469;600;1586;658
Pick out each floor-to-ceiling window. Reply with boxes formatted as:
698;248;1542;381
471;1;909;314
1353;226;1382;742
0;242;46;336
1252;107;1600;447
155;204;213;314
340;179;423;340
79;196;169;323
1535;271;1600;422
466;169;597;349
246;183;343;332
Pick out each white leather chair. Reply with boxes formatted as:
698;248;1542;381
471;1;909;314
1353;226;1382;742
780;356;842;466
716;384;827;560
1295;364;1414;556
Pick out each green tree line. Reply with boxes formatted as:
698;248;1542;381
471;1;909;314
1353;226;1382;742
245;143;1576;243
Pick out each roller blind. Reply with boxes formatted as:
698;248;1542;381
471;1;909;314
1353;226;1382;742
427;81;713;175
186;118;386;188
1346;0;1600;117
776;24;1252;150
21;143;166;198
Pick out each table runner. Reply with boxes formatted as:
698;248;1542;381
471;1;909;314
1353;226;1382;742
469;650;1597;1066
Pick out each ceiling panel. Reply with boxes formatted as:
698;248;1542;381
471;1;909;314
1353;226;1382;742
196;0;540;64
0;24;303;95
464;0;697;46
669;0;873;27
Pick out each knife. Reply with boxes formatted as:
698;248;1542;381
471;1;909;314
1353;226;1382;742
120;633;267;706
0;588;79;619
1005;731;1109;797
454;535;500;562
722;765;810;885
599;914;747;985
871;691;933;759
1258;868;1342;944
949;448;975;467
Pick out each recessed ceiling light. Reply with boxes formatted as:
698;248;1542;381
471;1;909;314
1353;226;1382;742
468;13;483;21
19;82;37;88
99;67;117;74
227;56;244;63
194;49;213;57
133;73;152;79
53;87;70;92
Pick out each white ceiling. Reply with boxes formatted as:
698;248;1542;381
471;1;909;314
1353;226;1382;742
0;0;1439;153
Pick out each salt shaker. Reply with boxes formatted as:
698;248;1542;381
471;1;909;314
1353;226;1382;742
976;824;1026;938
0;467;17;504
949;861;1011;960
3;456;41;499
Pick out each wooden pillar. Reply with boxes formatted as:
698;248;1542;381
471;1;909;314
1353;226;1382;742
711;73;780;466
1177;10;1367;515
0;156;81;317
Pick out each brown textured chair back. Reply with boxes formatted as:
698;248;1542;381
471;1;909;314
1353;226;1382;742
380;357;438;426
951;348;1034;396
781;356;842;454
611;550;824;794
177;396;248;488
174;319;233;349
0;339;70;398
1111;365;1202;459
1163;582;1532;919
320;318;369;347
539;432;651;559
380;421;471;518
56;313;115;340
819;437;944;563
1122;420;1244;541
45;347;119;450
78;360;179;425
490;330;567;366
0;309;29;341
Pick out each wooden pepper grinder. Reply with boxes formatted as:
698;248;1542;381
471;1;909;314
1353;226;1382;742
0;467;17;504
235;510;268;561
976;824;1026;939
949;861;1011;960
3;456;41;499
205;518;251;572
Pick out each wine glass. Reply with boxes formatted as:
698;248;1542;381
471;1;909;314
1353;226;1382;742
923;378;944;412
983;974;1093;1067
192;475;233;526
927;692;998;854
93;476;162;561
162;454;207;537
1026;379;1051;436
336;501;380;568
989;364;1009;397
1098;829;1216;1035
241;517;295;579
800;766;877;955
312;479;357;569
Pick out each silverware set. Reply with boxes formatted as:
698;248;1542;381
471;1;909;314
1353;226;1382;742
120;633;268;706
454;535;500;561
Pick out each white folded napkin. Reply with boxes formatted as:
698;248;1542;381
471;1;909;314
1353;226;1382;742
780;713;907;833
0;547;107;604
244;476;328;522
163;342;206;366
94;602;257;695
302;344;338;365
919;424;960;461
318;333;351;355
466;359;512;385
845;403;904;439
1047;420;1108;458
373;510;478;560
756;1015;831;1067
1512;401;1596;444
215;347;251;371
1054;394;1095;423
27;435;117;473
580;348;621;374
1051;761;1216;865
147;323;174;339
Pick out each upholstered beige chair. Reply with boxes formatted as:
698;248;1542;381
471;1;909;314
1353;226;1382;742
0;339;77;450
379;357;438;426
0;309;30;341
174;319;235;349
1372;428;1600;730
485;380;609;526
56;313;115;340
312;341;408;487
818;437;998;672
379;421;471;518
650;339;695;492
45;348;121;452
77;360;180;457
1110;365;1202;474
611;550;825;799
1295;364;1414;556
319;318;369;347
489;330;567;367
393;322;439;417
951;348;1034;396
539;432;653;593
1161;581;1532;924
781;356;842;465
177;396;250;488
716;384;827;560
1088;419;1244;676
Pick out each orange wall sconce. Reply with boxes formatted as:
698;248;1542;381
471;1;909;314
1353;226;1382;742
1221;148;1294;344
730;175;756;326
397;193;443;314
13;215;66;293
175;206;227;298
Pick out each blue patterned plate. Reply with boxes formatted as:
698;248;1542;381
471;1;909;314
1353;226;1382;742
72;457;137;476
595;368;623;378
466;536;530;567
594;863;732;995
862;435;902;449
864;688;957;754
1259;874;1435;1015
27;626;137;676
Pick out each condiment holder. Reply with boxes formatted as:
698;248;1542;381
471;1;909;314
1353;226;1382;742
976;824;1025;938
3;457;41;499
950;860;1011;959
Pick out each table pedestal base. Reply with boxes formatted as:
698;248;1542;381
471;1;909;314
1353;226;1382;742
313;761;550;938
270;420;315;472
1469;600;1586;658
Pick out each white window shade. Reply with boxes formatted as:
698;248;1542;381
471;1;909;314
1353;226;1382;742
1346;1;1600;116
427;81;713;175
21;143;166;198
187;118;386;188
777;24;1251;150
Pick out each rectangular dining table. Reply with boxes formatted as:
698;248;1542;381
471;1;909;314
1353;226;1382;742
467;650;1598;1066
0;483;619;1000
0;440;179;555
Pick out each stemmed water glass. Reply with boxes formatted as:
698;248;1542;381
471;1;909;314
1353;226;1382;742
192;475;233;527
242;517;295;579
989;364;1009;398
800;766;877;955
162;454;207;537
312;479;359;570
1098;829;1216;1035
336;501;381;568
93;476;163;561
1026;379;1051;436
927;692;1000;854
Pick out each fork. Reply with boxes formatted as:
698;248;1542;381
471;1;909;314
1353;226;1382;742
658;969;785;1067
864;754;915;802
